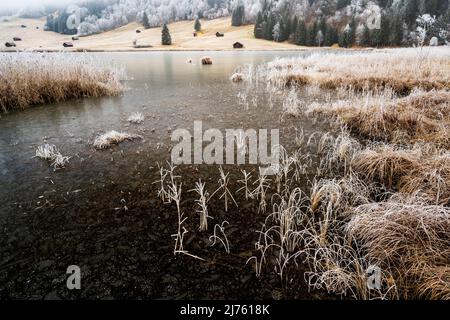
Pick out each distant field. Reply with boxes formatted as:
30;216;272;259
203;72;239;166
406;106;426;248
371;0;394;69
0;16;307;52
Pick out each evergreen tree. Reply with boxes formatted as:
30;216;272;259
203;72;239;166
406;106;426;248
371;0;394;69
306;22;317;46
291;16;298;41
161;24;172;45
316;29;324;46
324;25;338;46
339;24;352;47
283;16;291;41
337;0;351;10
390;15;403;45
261;21;268;39
420;0;443;17
254;11;264;38
404;0;419;27
273;21;282;42
371;13;391;47
231;4;245;26
143;12;150;29
360;24;372;46
371;29;382;47
323;24;332;46
377;0;391;8
194;18;201;32
265;13;276;40
44;14;55;31
295;20;307;45
348;16;357;46
318;18;327;36
278;17;287;42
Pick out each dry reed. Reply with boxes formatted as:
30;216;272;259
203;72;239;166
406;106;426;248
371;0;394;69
93;130;142;149
265;48;450;94
0;53;124;113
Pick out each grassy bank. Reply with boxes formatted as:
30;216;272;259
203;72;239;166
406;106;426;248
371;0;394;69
238;47;450;299
267;47;450;94
0;53;124;113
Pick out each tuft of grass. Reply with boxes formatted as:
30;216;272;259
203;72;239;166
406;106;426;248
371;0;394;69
190;179;211;232
282;88;302;118
351;143;419;189
128;112;145;124
230;72;244;83
307;89;450;148
0;53;124;113
35;143;70;170
347;201;450;299
93;130;142;149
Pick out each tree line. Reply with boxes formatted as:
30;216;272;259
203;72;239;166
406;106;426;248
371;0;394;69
254;10;410;48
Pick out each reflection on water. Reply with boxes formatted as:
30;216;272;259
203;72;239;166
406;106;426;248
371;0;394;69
0;51;319;210
0;50;339;299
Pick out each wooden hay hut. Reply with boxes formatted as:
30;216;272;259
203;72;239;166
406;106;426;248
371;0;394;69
216;32;224;37
63;42;74;48
5;42;16;47
233;42;244;49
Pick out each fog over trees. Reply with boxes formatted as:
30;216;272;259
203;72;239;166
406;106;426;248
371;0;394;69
10;0;449;46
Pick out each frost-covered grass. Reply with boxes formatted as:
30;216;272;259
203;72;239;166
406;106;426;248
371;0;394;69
93;130;142;149
222;47;450;300
264;47;450;94
282;88;302;117
307;89;450;148
128;112;145;124
0;53;124;113
230;72;244;83
35;143;70;170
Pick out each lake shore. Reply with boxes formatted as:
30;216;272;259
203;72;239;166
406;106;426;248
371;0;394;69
1;16;320;52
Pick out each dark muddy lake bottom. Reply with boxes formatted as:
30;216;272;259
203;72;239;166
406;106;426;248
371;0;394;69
0;51;332;299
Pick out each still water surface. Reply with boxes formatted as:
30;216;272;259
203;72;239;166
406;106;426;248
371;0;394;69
0;51;331;299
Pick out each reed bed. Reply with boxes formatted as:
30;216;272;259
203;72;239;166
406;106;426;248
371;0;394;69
307;89;450;148
264;47;450;94
144;48;450;300
237;47;450;300
0;53;124;113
